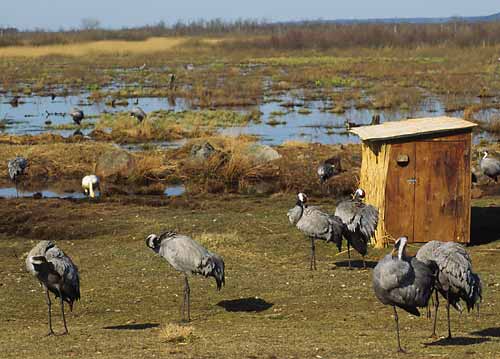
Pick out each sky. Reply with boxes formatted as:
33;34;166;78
1;1;499;30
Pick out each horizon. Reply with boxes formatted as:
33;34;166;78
0;1;498;31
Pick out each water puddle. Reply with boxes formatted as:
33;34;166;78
164;185;186;197
0;187;87;199
1;91;498;146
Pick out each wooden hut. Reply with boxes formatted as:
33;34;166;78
350;117;477;248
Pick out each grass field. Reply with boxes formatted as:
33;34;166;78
0;194;498;358
0;37;220;58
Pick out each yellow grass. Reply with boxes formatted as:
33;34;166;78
0;37;220;58
159;323;194;343
359;142;391;248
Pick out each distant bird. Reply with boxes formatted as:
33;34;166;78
373;236;436;352
184;63;194;71
82;175;99;199
26;240;80;335
288;193;346;270
335;188;379;269
168;73;176;90
130;107;147;122
479;151;500;183
9;96;19;107
317;156;342;183
344;120;359;130
70;108;84;125
416;241;482;338
8;156;28;197
50;93;56;101
371;114;381;125
146;231;225;322
139;63;146;71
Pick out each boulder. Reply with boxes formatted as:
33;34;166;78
95;149;136;179
244;143;281;164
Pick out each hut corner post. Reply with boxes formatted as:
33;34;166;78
359;141;392;248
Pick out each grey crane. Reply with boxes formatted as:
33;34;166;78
26;240;80;335
416;241;482;338
479;150;500;182
130;107;147;122
334;188;379;269
8;156;28;197
373;236;436;352
70;108;84;125
288;192;346;270
317;156;342;183
146;231;225;322
168;73;176;90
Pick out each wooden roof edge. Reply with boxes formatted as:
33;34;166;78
349;117;477;142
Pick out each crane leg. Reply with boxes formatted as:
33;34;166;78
393;306;405;353
182;275;191;322
446;291;452;339
362;255;366;269
310;237;317;270
347;242;352;270
44;286;54;336
431;290;439;338
60;294;69;335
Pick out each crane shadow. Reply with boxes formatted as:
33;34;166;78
471;327;500;337
217;297;273;312
334;260;377;269
470;206;500;245
425;336;490;346
103;323;159;330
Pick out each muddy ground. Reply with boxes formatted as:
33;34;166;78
0;194;498;359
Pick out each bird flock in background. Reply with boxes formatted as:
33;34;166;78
11;140;486;353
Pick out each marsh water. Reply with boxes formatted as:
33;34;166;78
1;91;498;146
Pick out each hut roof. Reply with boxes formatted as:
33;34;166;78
350;116;477;142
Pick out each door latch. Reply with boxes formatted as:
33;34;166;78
407;178;417;184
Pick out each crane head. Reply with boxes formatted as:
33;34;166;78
297;192;307;205
392;236;408;259
353;188;365;199
145;234;160;251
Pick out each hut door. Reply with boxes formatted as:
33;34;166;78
413;141;462;242
385;142;416;242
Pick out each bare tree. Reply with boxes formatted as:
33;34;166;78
80;18;101;30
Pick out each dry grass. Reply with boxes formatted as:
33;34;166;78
0;195;498;358
0;37;219;58
159;323;194;343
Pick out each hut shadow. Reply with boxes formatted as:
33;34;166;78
424;336;490;346
470;206;500;245
334;260;377;269
471;327;500;337
103;323;159;330
217;297;273;312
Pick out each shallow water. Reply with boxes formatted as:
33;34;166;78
0;187;87;199
164;185;186;197
1;91;497;146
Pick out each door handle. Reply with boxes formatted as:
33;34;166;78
407;178;417;184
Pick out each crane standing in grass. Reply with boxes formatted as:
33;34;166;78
288;192;346;270
70;108;84;126
317;156;342;184
8;156;28;197
26;240;80;335
416;241;482;338
146;231;225;322
373;236;436;352
130;107;147;122
479;150;500;183
335;188;379;269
